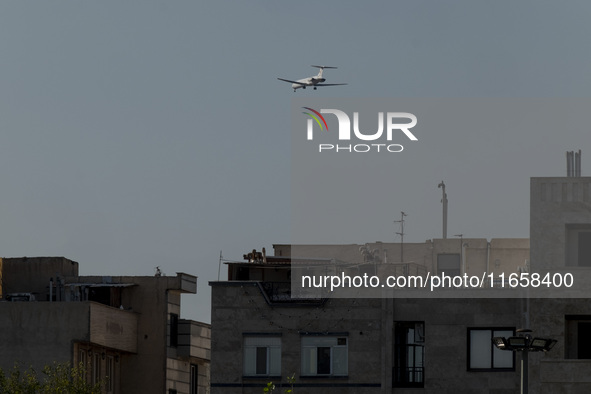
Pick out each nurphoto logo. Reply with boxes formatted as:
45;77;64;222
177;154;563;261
302;107;418;153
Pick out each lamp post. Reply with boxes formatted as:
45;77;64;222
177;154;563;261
492;328;557;394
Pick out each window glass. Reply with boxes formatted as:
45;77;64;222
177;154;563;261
244;336;281;376
301;336;348;376
394;322;424;388
468;328;514;370
469;330;491;369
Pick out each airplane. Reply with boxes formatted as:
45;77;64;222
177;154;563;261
278;65;347;92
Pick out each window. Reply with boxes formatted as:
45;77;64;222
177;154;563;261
394;322;424;388
301;335;348;376
566;315;591;359
243;336;281;376
92;353;101;385
467;328;514;371
190;364;198;394
106;356;114;393
437;254;460;276
170;313;179;348
78;349;86;368
566;225;591;267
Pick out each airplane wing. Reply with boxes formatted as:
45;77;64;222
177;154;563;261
315;83;348;86
277;78;306;84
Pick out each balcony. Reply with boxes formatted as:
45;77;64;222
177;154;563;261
89;302;138;353
260;282;325;304
540;359;591;383
177;320;211;361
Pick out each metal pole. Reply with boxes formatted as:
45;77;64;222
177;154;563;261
438;182;447;239
395;212;407;262
521;333;531;394
521;348;529;394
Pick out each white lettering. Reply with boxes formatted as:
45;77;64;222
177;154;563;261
353;112;384;140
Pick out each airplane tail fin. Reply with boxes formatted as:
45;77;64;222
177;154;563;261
311;65;337;78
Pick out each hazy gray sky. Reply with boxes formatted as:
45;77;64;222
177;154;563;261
1;1;590;322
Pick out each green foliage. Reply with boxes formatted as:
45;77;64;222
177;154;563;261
0;362;101;394
284;373;295;394
263;373;296;394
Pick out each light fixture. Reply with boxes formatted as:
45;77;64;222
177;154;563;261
507;336;528;349
492;336;508;350
529;338;557;352
491;329;556;394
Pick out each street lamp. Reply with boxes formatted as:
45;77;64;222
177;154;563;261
492;329;557;394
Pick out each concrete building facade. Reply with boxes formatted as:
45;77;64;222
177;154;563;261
210;175;591;392
210;239;529;393
0;259;210;394
527;176;591;393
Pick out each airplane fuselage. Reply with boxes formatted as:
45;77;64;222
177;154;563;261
292;77;326;90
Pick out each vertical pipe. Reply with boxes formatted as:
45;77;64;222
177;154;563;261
522;346;529;394
438;182;448;239
442;189;448;239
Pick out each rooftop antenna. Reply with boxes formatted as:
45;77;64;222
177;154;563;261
438;181;448;239
394;211;407;262
218;251;223;281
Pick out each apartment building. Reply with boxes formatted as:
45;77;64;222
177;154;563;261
210;173;591;393
0;258;210;394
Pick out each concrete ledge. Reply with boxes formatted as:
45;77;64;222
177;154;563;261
540;359;591;383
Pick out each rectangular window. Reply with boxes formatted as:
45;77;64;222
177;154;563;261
106;356;114;393
301;335;348;376
92;353;101;385
170;313;179;348
437;254;460;276
566;315;591;359
190;364;198;394
566;225;591;267
394;322;424;388
78;349;86;368
579;232;591;267
243;336;281;376
467;328;514;371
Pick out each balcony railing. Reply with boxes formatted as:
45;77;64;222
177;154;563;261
393;366;424;388
259;282;325;304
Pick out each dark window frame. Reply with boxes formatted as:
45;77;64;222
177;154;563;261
170;313;179;348
190;364;198;394
393;321;425;388
437;253;461;277
300;333;349;377
243;334;282;377
467;327;515;372
566;315;591;359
